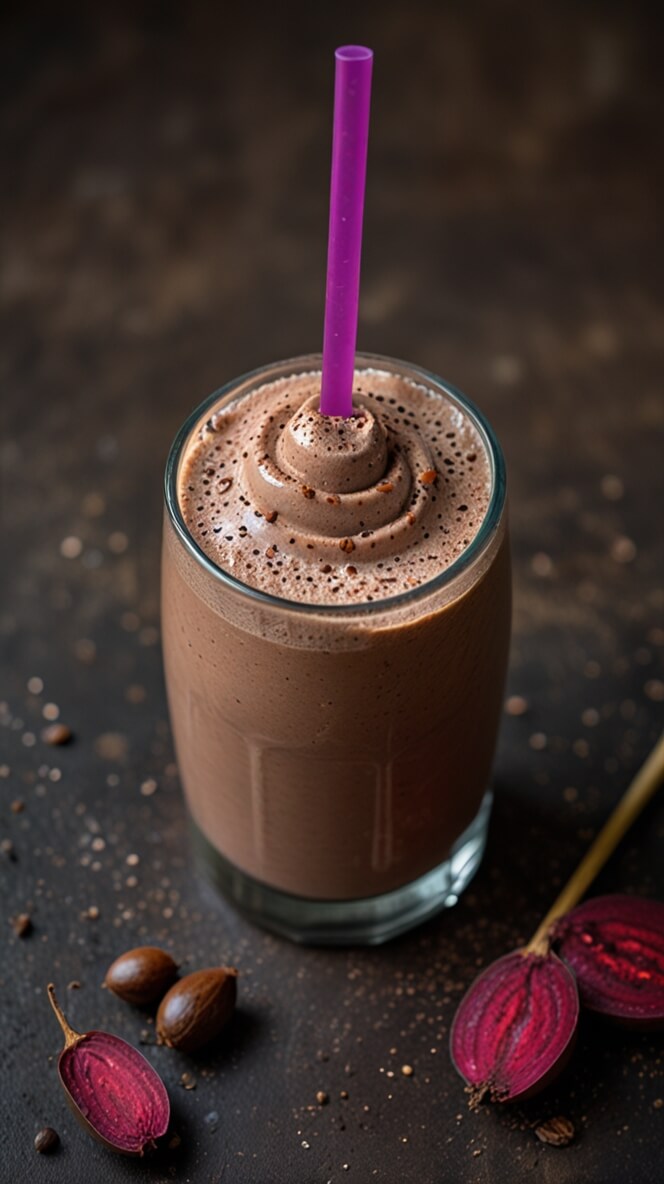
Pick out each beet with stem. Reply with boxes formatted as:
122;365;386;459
450;950;579;1106
47;984;170;1155
449;733;664;1105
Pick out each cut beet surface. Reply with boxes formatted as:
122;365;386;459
552;894;664;1026
450;950;579;1106
47;984;170;1156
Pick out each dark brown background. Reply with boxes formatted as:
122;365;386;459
1;2;663;1181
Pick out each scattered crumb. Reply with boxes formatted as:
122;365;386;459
73;638;97;664
531;552;553;577
581;708;600;727
60;536;83;559
42;723;72;746
610;536;636;564
11;913;32;938
94;733;128;761
108;531;129;554
600;475;624;501
529;732;547;751
505;695;529;716
34;1127;60;1155
535;1116;575;1146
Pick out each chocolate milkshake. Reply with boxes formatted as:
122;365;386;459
162;353;510;942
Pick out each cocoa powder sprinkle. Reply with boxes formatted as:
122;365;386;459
42;723;73;746
11;913;32;937
505;695;529;717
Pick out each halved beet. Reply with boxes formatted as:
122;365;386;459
47;984;170;1156
450;950;579;1105
552;894;664;1026
58;1030;171;1155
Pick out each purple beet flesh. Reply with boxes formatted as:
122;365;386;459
450;950;579;1105
552;894;664;1025
58;1030;170;1154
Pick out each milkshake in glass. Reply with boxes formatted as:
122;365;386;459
162;353;510;943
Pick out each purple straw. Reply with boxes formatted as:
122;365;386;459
320;46;374;418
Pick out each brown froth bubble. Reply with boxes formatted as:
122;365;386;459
180;369;491;604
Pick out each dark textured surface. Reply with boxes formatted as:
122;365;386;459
1;3;663;1182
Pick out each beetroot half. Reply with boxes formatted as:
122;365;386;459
47;984;170;1155
450;950;579;1105
552;894;664;1026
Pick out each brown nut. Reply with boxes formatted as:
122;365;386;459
156;967;238;1053
103;946;178;1006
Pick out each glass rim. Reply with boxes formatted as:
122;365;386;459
164;351;507;617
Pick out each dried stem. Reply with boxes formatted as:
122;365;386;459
526;732;664;955
47;983;82;1049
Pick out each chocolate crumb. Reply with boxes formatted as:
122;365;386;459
42;723;73;746
316;1091;329;1105
505;695;529;717
11;913;32;938
339;538;355;554
34;1127;60;1155
301;485;316;499
265;510;278;523
535;1116;575;1147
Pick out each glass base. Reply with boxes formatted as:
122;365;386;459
191;791;492;946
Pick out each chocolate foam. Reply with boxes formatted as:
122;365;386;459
180;369;491;604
